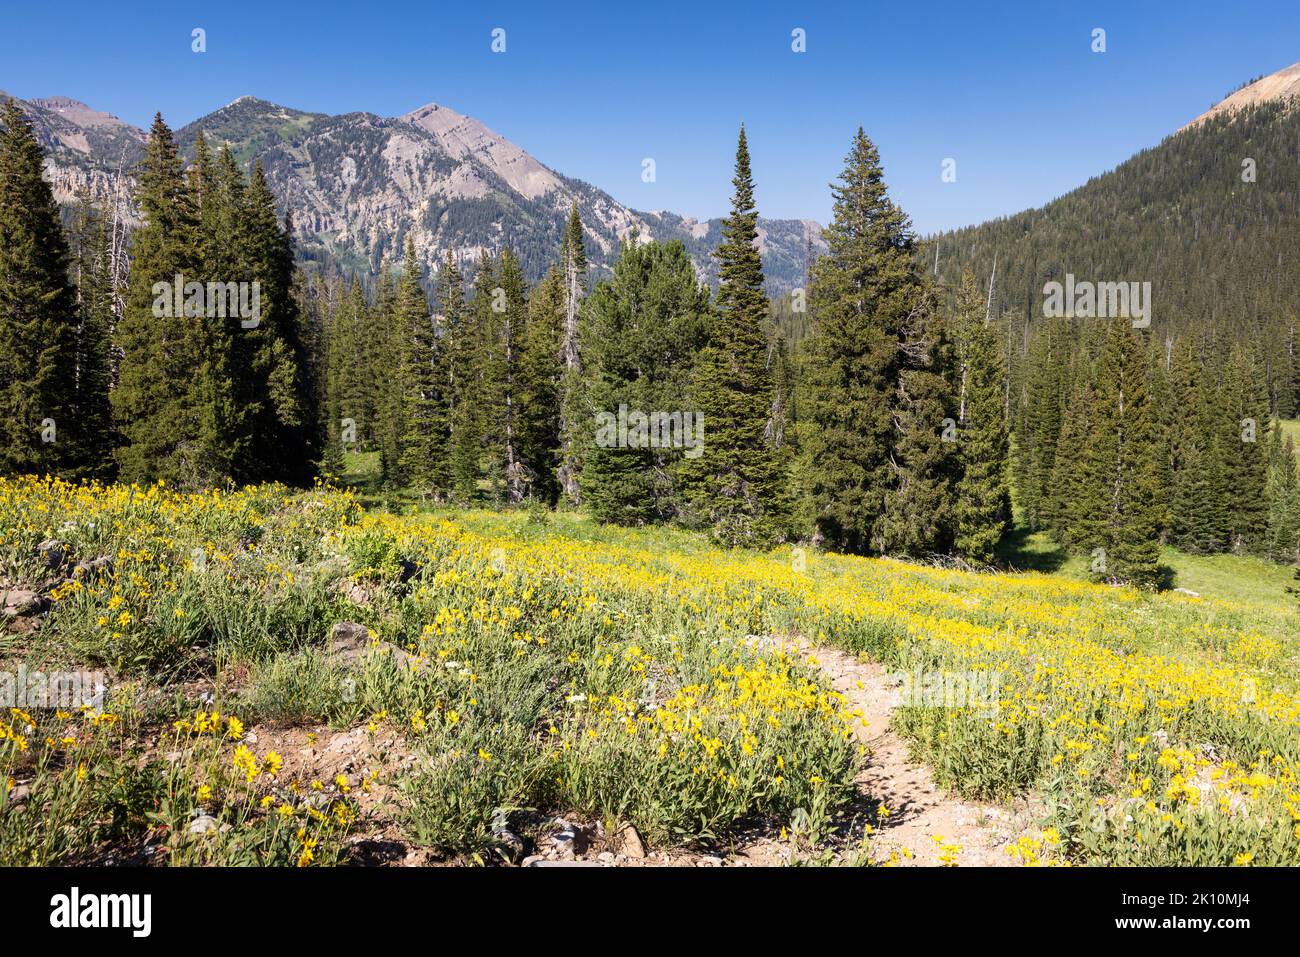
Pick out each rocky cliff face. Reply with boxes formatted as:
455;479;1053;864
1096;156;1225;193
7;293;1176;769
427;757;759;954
4;90;822;290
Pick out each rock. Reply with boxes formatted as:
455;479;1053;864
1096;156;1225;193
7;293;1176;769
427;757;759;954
618;824;647;859
548;818;588;859
189;815;220;835
338;579;373;606
36;540;70;571
74;556;114;577
597;851;615;863
1;586;43;618
6;784;31;805
700;855;724;867
491;810;525;863
329;621;372;661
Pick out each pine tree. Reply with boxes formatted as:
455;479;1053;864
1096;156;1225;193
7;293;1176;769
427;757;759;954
112;114;214;485
680;126;786;546
1166;339;1220;553
372;268;404;486
797;128;919;553
477;248;528;503
449;253;496;502
0;100;82;477
557;204;587;505
583;239;711;525
518;266;565;503
237;161;314;485
1217;343;1270;553
1017;328;1065;530
1265;421;1300;562
65;193;116;479
1088;319;1165;587
879;281;960;556
952;271;1009;563
394;239;439;492
428;252;464;499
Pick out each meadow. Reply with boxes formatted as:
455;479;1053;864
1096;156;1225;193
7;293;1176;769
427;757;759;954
2;471;1298;866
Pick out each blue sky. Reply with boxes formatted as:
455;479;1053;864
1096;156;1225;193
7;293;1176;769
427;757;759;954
3;0;1298;233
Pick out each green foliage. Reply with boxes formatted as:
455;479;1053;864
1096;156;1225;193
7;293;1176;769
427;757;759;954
679;127;786;546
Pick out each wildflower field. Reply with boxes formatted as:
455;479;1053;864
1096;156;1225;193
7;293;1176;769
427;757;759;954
2;475;1298;866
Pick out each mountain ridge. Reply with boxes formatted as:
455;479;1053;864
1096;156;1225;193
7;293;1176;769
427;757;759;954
3;89;822;290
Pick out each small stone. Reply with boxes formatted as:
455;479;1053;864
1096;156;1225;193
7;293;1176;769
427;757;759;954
189;815;220;835
329;621;371;661
1;586;43;618
700;855;724;867
6;784;31;805
597;851;615;863
618;824;647;859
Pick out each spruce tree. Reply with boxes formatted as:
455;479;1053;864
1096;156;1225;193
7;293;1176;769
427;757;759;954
112;114;211;485
1265;421;1300;562
477;248;528;503
558;204;588;505
0;99;82;478
681;126;786;545
448;253;496;502
518;265;565;503
65;194;116;479
879;283;959;556
1166;339;1220;552
428;252;464;499
394;238;439;492
1088;319;1165;587
583;239;711;525
1217;344;1270;553
238;161;314;485
952;271;1009;563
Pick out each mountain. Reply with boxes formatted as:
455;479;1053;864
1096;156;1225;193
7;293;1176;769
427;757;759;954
929;60;1300;346
1182;61;1300;129
2;91;822;290
0;92;144;219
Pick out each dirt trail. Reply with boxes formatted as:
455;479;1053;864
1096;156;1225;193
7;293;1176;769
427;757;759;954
768;637;1031;866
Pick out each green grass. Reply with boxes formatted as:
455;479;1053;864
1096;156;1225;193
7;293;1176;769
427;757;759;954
1000;523;1297;610
1280;418;1300;460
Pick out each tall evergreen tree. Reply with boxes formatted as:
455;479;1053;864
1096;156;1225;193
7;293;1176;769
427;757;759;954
112;114;215;485
65;193;116;479
583;239;712;525
558;204;588;505
0;100;82;477
680;126;786;545
1166;338;1220;552
1217;343;1270;553
1087;319;1166;587
394;239;439;492
518;265;565;503
797;128;918;553
237;161;314;485
448;253;496;502
428;252;464;499
952;272;1010;563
